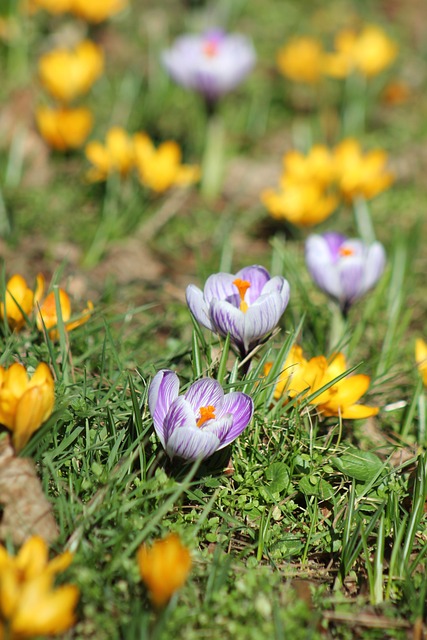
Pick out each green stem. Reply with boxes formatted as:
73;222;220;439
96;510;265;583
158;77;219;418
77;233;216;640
328;302;348;354
201;113;225;202
353;196;376;245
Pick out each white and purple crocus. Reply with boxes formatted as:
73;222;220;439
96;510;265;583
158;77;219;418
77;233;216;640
162;29;256;107
186;265;290;357
149;370;254;461
305;232;386;314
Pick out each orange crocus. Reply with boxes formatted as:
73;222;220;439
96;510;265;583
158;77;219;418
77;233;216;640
137;534;191;607
36;106;93;151
36;289;93;340
266;345;379;419
0;274;44;331
0;536;78;637
133;133;200;193
0;362;55;452
415;339;427;387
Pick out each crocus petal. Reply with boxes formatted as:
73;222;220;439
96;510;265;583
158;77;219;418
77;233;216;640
363;242;386;292
235;265;271;302
325;374;371;408
185;284;213;330
243;291;287;352
339;404;379;419
215;392;253;445
338;257;365;305
202;414;234;446
148;370;180;447
165;426;220;460
210;300;246;351
203;273;237;305
184;378;224;413
163;396;197;444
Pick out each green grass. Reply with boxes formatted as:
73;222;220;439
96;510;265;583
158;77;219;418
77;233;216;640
1;0;427;638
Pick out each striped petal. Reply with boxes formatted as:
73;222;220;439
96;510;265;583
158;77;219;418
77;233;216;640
148;370;180;448
165;426;220;460
210;300;246;352
215;392;253;445
186;284;214;330
184;378;224;413
163;396;196;444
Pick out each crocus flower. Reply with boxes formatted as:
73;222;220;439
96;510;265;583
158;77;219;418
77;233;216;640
85;127;135;182
36;106;93;151
133;133;200;193
36;288;93;340
333;138;394;202
261;145;339;227
0;362;55;452
415;339;427;387
305;232;386;313
265;345;379;419
0;536;79;637
70;0;128;22
162;29;256;106
38;40;104;104
148;370;254;461
0;273;44;331
138;533;191;608
186;266;290;356
277;36;325;84
261;180;338;227
324;25;397;79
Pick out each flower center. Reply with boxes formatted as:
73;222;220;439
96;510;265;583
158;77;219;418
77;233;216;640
338;246;355;257
197;405;216;427
203;40;219;57
233;278;251;313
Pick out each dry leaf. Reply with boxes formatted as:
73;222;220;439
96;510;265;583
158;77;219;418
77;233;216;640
0;434;58;544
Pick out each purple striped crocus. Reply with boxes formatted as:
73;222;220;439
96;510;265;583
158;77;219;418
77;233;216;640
305;232;386;313
148;370;254;461
161;29;256;106
186;265;290;357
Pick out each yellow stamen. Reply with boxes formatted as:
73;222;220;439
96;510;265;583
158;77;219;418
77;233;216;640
197;405;216;427
233;278;251;313
339;247;355;257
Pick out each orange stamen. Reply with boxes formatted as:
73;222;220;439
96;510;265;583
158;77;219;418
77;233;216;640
339;247;355;257
197;405;216;427
203;41;218;57
233;278;251;313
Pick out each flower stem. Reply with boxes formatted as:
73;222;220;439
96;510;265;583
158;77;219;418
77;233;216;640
328;302;348;354
201;111;225;202
353;196;376;245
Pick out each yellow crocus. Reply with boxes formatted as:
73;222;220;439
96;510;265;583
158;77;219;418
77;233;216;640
36;289;93;340
0;536;78;638
70;0;128;23
0;274;44;331
36;106;93;151
266;345;379;419
333;138;394;202
0;362;55;452
415;339;427;387
138;533;191;608
134;133;200;193
277;36;325;84
38;40;104;104
85;127;135;182
325;25;397;79
261;180;338;227
283;145;337;187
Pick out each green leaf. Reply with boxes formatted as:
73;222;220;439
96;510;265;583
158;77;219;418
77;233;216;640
299;475;334;500
331;447;385;482
264;462;290;494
